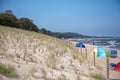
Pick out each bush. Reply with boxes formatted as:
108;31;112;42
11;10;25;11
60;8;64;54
0;13;19;28
0;63;16;78
90;73;106;80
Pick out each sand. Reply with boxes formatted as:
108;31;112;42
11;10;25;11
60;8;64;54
78;43;120;79
69;40;120;79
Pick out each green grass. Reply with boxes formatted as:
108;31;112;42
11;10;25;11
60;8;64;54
90;73;106;80
0;63;16;78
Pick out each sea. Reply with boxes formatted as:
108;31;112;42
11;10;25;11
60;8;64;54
70;38;120;50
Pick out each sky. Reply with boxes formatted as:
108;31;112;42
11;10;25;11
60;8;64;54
0;0;120;37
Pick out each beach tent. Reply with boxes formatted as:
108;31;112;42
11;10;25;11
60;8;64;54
75;42;87;59
75;42;85;48
114;62;120;71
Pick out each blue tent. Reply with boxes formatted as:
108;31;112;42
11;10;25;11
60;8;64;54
76;42;85;48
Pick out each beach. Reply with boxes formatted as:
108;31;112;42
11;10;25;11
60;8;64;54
74;43;120;79
69;39;120;79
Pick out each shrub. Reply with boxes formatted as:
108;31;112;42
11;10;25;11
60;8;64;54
0;63;16;78
90;73;106;80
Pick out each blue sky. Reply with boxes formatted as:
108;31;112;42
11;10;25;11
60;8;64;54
0;0;120;37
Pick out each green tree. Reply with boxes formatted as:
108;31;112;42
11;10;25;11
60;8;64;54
39;28;52;35
18;18;39;32
39;28;47;34
0;13;19;28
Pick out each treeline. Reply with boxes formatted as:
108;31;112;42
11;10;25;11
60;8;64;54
0;13;39;32
39;28;91;38
53;32;91;38
0;12;91;38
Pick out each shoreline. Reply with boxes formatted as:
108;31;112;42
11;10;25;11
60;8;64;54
68;38;120;50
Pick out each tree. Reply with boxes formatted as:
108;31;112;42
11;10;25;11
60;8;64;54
39;28;46;34
39;28;52;35
0;13;39;32
18;18;39;32
0;13;19;28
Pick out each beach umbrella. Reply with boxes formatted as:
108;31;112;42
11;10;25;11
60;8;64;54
76;42;87;59
75;42;85;48
114;62;120;71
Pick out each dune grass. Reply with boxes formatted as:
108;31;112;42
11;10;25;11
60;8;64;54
90;73;106;80
0;63;16;78
0;26;84;78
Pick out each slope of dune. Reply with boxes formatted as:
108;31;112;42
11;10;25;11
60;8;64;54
0;26;104;80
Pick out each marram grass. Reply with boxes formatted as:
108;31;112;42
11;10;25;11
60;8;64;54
0;63;16;78
90;73;106;80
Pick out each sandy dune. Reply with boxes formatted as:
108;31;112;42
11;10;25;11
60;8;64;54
0;26;119;80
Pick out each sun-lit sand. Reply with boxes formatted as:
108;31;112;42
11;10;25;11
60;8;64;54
73;43;120;79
